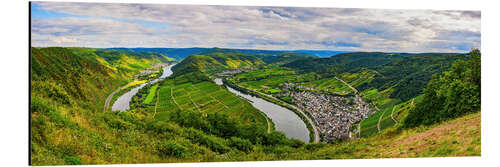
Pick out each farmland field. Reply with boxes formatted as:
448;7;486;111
143;85;159;104
153;80;269;129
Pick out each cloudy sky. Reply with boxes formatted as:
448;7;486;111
31;1;480;53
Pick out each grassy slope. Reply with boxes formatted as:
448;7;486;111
30;47;173;165
312;112;480;159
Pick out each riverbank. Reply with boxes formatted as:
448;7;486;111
223;78;318;143
110;64;176;112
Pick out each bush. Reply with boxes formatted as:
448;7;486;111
158;141;189;158
63;156;82;165
304;142;327;151
262;131;287;146
185;128;230;153
286;139;305;148
228;137;253;153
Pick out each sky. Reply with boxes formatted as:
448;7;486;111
30;1;481;53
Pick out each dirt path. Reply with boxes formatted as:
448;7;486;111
335;77;358;94
358;122;361;137
153;88;160;118
103;85;124;112
251;89;320;142
171;88;182;110
183;88;201;112
264;112;271;133
391;106;398;123
192;85;229;109
377;107;388;132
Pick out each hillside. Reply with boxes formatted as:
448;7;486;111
284;52;465;101
30;47;173;165
236;49;319;63
68;48;174;78
30;47;480;165
171;48;265;78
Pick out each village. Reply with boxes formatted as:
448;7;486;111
279;83;373;141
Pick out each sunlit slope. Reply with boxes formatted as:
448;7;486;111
30;47;174;165
298;112;480;159
68;47;174;78
172;48;265;76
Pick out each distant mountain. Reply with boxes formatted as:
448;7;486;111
109;48;208;60
108;47;333;61
292;50;350;57
235;49;319;63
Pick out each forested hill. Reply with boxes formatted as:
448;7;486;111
109;47;206;60
108;47;322;62
171;48;265;81
235;49;319;63
284;52;466;102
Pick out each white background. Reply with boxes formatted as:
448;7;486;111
0;0;498;166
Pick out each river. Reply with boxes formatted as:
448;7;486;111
214;78;310;142
111;63;176;112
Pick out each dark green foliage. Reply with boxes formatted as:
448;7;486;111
262;131;288;146
63;156;82;165
360;53;465;101
284;52;405;74
158;141;189;158
228;137;254;153
110;47;207;60
304;142;327;151
286;139;305;148
206;112;239;138
185;128;231;153
237;49;318;63
403;49;480;128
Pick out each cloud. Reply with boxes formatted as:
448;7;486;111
30;2;480;52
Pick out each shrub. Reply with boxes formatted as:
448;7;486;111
63;156;82;165
228;137;253;153
304;142;327;151
158;141;189;158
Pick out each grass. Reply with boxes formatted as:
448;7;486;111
121;80;147;90
143;85;159;104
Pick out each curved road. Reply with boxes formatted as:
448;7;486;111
103;85;124;112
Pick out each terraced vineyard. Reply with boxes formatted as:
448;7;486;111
359;97;419;137
153;80;269;130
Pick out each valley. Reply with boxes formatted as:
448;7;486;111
30;47;481;165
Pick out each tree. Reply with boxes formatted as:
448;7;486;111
403;49;481;128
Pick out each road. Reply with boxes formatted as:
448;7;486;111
250;88;321;143
335;77;358;94
103;85;124;112
377;108;388;132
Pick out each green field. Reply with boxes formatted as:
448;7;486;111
154;80;269;129
143;85;159;104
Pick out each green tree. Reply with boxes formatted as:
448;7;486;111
403;49;481;128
